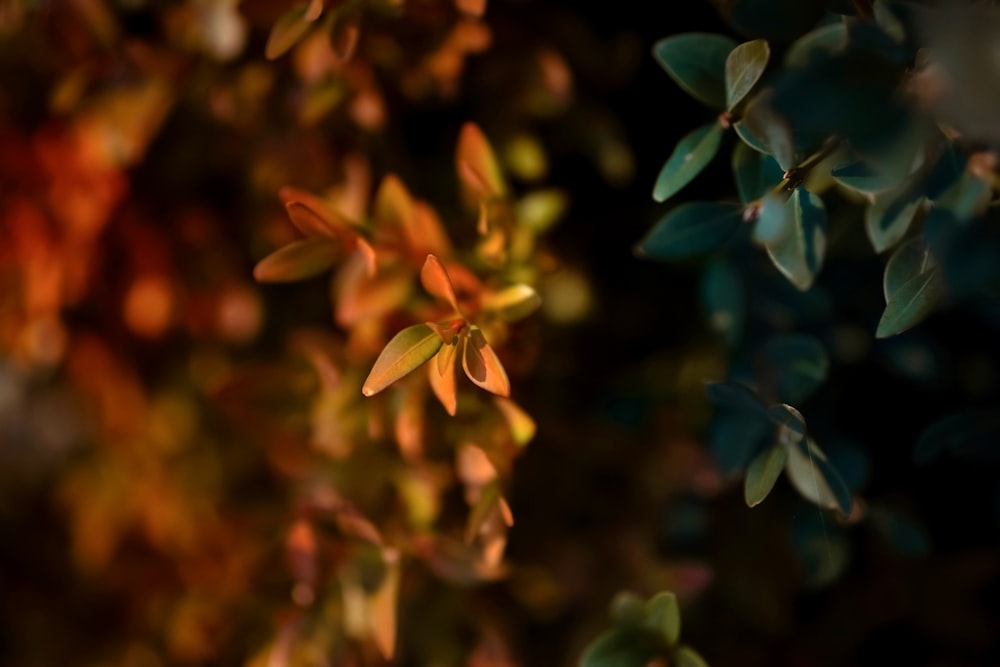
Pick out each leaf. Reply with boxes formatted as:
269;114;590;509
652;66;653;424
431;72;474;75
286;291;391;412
744;444;788;507
252;237;341;283
329;10;361;63
705;381;766;413
643;591;681;647
784;22;847;69
708;409;772;474
700;258;746;348
280;188;343;237
579;628;658;667
266;6;315;60
674;645;710;667
739;89;796;170
367;554;400;660
428;342;458;416
913;408;1000;465
865;193;922;253
362;324;443;396
421;254;462;314
767;403;806;444
516;188;569;233
636;202;743;261
762;189;827;291
334;258;412;327
456;122;507;200
481;284;542;322
652;33;736;109
728;0;828;42
873;0;906;43
732;141;784;203
461;327;510;397
653;122;724;203
610;591;646;627
784;438;852;514
752;193;789;244
876;237;944;338
733;119;773;156
465;482;502;543
374;174;415;239
494;396;536;445
725;39;770;110
763;333;828;404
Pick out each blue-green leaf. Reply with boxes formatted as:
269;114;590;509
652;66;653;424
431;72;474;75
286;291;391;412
705;381;766;413
700;259;746;348
784;22;847;68
733;119;773;156
637;202;743;261
865;192;922;254
762;189;827;291
653;33;736;109
767;403;806;444
744;443;787;507
752;193;790;244
732;141;785;203
725;39;770;111
876;237;944;338
709;409;772;474
764;333;828;404
739;90;796;170
653;123;725;203
914;408;1000;465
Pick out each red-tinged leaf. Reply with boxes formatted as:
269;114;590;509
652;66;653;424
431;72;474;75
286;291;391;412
281;189;341;237
330;11;361;63
394;378;426;462
368;551;400;660
266;6;314;60
411;201;452;257
456;122;506;200
356;237;377;277
462;327;510;396
481;284;541;322
305;0;324;21
494;396;536;445
421;254;461;314
334;256;411;327
362;323;443;396
427;318;464;346
455;0;487;17
253;237;341;282
429;343;458;416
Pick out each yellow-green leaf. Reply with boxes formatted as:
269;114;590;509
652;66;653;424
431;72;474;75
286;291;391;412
481;284;541;322
252;237;341;283
725;39;770;111
363;324;443;396
744;444;787;507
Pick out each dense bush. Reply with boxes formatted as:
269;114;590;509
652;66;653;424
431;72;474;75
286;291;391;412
1;1;998;666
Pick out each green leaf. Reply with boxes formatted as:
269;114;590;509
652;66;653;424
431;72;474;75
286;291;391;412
362;324;444;396
784;437;853;514
876;237;944;338
725;39;770;110
636;202;743;261
674;645;710;667
579;628;658;667
744;443;788;507
700;258;746;348
265;6;314;60
709;410;772;474
873;0;906;43
762;189;827;291
252;237;341;283
732;141;784;203
643;592;680;647
767;403;806;444
764;333;828;404
653;123;724;203
652;33;736;109
865;193;922;253
913;408;1000;465
610;591;646;627
784;22;847;69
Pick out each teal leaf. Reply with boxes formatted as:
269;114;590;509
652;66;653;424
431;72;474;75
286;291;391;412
767;403;806;444
637;202;743;261
784;21;847;68
705;381;766;413
674;645;710;667
744;444;787;507
739;90;796;170
934;170;992;223
865;192;922;253
914;409;1000;465
752;193;789;244
762;189;827;291
876;237;944;338
700;258;746;348
709;409;772;474
785;437;853;514
763;333;828;404
725;39;770;111
733;119;773;156
732;141;785;203
653;33;736;109
653;122;725;203
579;628;658;667
643;592;681;647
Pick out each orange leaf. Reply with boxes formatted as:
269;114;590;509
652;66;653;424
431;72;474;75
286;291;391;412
362;323;443;396
494;396;536;445
456;122;506;200
374;173;414;238
394;379;426;461
330;11;361;63
412;201;453;257
429;342;458;416
356;237;377;277
281;189;343;237
252;237;341;282
368;551;400;660
266;6;314;60
420;254;461;314
455;0;487;17
334;257;411;327
462;327;510;396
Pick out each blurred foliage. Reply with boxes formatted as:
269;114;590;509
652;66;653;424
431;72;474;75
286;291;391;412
1;1;999;666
